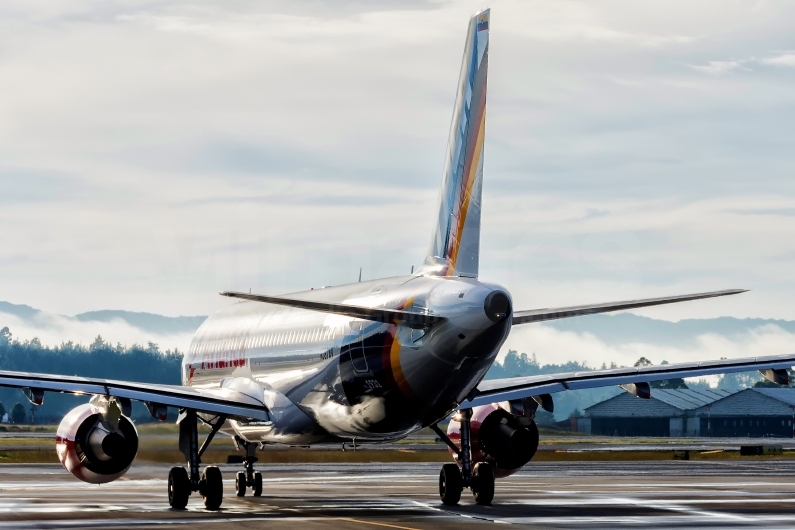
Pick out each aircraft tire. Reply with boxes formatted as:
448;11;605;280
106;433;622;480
235;471;246;497
471;462;495;505
201;466;223;510
439;463;463;506
168;466;190;510
253;472;263;497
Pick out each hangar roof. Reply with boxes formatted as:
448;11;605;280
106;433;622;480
652;388;733;410
585;388;734;418
704;388;795;416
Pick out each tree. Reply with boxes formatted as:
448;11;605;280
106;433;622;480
634;357;688;389
90;335;107;351
10;403;26;424
0;327;11;347
651;378;688;389
0;401;5;419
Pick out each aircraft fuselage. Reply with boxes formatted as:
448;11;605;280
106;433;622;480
183;275;512;444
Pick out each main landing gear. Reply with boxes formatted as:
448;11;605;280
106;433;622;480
168;409;227;510
432;408;495;506
233;436;263;497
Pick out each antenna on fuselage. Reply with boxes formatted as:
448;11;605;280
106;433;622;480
411;265;414;274
358;267;362;282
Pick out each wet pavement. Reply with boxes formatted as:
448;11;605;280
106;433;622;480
1;460;795;528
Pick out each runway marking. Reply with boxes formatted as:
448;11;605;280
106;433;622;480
232;495;424;530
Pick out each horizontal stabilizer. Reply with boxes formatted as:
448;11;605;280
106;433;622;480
220;291;445;328
512;289;746;325
461;353;795;408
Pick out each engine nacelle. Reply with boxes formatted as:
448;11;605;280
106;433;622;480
55;403;139;484
447;403;539;478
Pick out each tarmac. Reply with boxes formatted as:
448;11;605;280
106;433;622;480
2;460;795;529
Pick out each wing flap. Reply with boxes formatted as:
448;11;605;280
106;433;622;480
512;289;746;325
0;370;270;422
220;291;444;328
462;353;795;407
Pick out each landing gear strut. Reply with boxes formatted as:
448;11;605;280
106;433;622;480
169;409;227;510
432;408;495;506
234;436;263;497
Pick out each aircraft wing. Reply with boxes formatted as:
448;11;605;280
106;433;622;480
512;289;746;325
0;370;271;422
460;353;795;408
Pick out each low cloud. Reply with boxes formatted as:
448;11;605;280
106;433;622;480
500;322;795;378
0;311;194;352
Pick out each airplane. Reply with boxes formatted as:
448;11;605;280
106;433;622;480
2;7;794;511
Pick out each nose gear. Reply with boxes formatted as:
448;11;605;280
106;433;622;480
233;436;263;497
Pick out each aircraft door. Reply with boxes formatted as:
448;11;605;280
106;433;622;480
348;321;369;373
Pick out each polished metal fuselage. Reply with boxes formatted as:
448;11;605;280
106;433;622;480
183;275;512;445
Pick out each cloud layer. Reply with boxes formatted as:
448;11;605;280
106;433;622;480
0;311;194;352
0;0;794;329
501;322;795;372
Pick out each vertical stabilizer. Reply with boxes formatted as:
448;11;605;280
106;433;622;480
422;9;489;278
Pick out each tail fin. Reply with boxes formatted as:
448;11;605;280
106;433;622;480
422;9;489;278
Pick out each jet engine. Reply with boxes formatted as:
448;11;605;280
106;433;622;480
447;403;539;478
55;400;139;484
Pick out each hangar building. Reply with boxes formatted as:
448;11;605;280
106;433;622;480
581;387;795;437
702;388;795;437
580;388;732;437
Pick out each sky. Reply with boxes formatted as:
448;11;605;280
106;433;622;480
1;1;795;364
